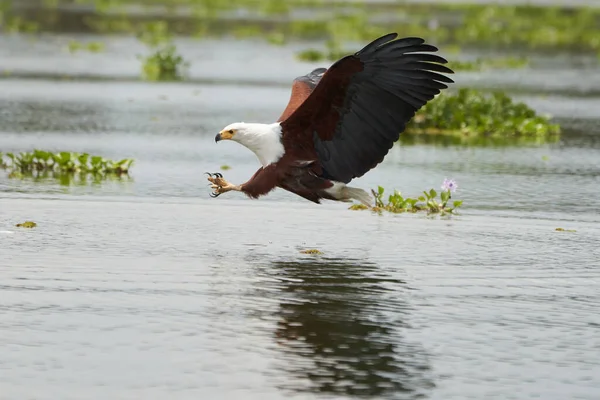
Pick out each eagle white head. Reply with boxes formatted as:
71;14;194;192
215;122;285;167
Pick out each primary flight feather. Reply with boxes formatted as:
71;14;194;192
207;33;454;206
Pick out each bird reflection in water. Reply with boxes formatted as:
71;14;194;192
263;257;435;398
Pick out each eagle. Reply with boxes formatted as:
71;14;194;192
207;33;454;206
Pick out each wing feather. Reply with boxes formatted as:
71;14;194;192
277;68;327;122
280;33;454;183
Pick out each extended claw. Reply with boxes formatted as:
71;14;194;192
206;171;230;198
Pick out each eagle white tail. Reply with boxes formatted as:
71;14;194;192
325;182;373;207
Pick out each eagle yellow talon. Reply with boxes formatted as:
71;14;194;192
206;173;239;197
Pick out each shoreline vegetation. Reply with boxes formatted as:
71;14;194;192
4;1;599;53
1;1;580;144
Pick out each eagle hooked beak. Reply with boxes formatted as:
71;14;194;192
216;129;234;143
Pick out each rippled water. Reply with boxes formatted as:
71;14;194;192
1;33;600;399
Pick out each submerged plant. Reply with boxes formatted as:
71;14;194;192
405;88;561;142
351;179;463;216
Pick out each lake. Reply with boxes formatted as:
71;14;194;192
1;32;600;400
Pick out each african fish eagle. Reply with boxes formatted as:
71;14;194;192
207;33;454;206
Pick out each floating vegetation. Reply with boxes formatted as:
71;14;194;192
555;228;577;233
296;47;349;63
300;249;323;255
447;57;529;72
67;40;105;53
297;48;530;72
296;49;327;62
4;2;600;57
1;150;134;181
453;5;600;53
220;165;231;171
352;179;463;216
16;221;37;228
136;21;188;82
404;89;561;143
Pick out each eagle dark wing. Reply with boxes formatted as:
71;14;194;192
279;33;454;184
277;68;327;122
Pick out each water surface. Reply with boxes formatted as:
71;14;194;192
1;33;600;400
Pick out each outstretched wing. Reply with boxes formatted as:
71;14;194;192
279;33;454;184
277;68;327;122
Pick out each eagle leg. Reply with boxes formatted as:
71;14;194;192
206;173;241;197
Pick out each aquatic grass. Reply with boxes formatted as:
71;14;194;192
1;150;134;177
404;89;561;142
351;181;463;216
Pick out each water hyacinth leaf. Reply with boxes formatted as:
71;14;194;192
91;156;103;166
1;150;135;183
354;181;463;216
441;190;450;203
453;200;463;208
59;151;72;163
79;153;90;166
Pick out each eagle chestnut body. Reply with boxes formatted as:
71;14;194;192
209;33;454;206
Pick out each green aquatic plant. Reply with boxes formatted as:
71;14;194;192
5;1;600;57
140;44;188;81
67;40;105;53
351;180;463;216
447;57;529;72
453;5;600;53
1;150;134;177
405;89;561;142
16;221;37;228
136;21;188;81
